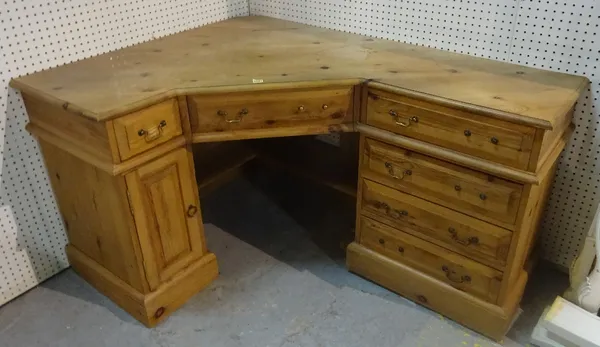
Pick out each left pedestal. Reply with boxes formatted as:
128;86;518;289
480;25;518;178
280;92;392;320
39;140;218;326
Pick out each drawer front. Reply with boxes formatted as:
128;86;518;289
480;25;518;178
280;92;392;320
363;138;523;227
366;89;536;170
359;217;502;303
361;179;512;267
113;99;182;160
189;87;353;133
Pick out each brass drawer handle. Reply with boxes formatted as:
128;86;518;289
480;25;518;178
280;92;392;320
389;110;418;127
384;162;411;180
442;265;471;284
371;200;407;219
448;227;479;246
137;120;167;142
322;104;329;110
490;137;499;145
186;204;198;217
298;105;305;112
378;238;385;245
388;209;408;219
385;162;398;178
454;185;462;191
464;129;472;137
479;193;487;201
217;108;247;123
373;201;389;211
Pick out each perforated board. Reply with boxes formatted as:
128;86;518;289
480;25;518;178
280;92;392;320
510;1;599;269
0;0;248;306
249;0;599;270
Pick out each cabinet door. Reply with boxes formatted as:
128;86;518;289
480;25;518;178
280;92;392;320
126;147;206;290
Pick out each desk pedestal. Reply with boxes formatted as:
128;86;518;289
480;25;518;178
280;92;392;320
37;135;219;327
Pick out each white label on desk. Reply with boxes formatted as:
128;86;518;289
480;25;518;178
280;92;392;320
252;79;264;83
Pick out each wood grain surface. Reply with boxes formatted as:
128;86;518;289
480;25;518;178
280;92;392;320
10;16;587;128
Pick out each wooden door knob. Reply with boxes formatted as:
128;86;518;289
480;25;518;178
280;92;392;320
186;204;198;217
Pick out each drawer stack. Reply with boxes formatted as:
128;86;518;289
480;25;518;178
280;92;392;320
347;85;571;340
359;141;511;303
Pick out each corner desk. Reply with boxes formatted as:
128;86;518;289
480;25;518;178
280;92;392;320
10;16;587;340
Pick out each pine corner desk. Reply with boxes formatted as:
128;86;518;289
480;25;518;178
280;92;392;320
9;16;587;340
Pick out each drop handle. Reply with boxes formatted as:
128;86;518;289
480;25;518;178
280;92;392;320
448;227;479;246
388;209;408;219
374;201;390;210
137;120;167;142
442;265;471;284
388;109;418;127
217;108;247;123
384;162;412;180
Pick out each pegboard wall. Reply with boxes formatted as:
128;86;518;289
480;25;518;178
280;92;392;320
0;0;597;305
250;0;600;270
0;0;248;306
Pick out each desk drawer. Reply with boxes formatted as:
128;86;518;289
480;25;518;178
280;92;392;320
189;87;353;134
113;99;182;160
359;217;502;303
361;179;512;266
362;138;523;228
366;89;536;170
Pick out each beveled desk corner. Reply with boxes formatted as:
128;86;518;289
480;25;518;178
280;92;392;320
10;16;588;340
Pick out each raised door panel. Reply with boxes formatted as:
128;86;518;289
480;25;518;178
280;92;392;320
126;147;205;290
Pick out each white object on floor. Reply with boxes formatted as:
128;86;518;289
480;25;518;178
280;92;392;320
539;296;600;347
565;203;600;313
531;307;574;347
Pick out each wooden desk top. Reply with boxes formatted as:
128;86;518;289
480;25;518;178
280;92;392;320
10;16;587;129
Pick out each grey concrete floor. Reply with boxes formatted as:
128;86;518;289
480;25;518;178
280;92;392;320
0;164;568;347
